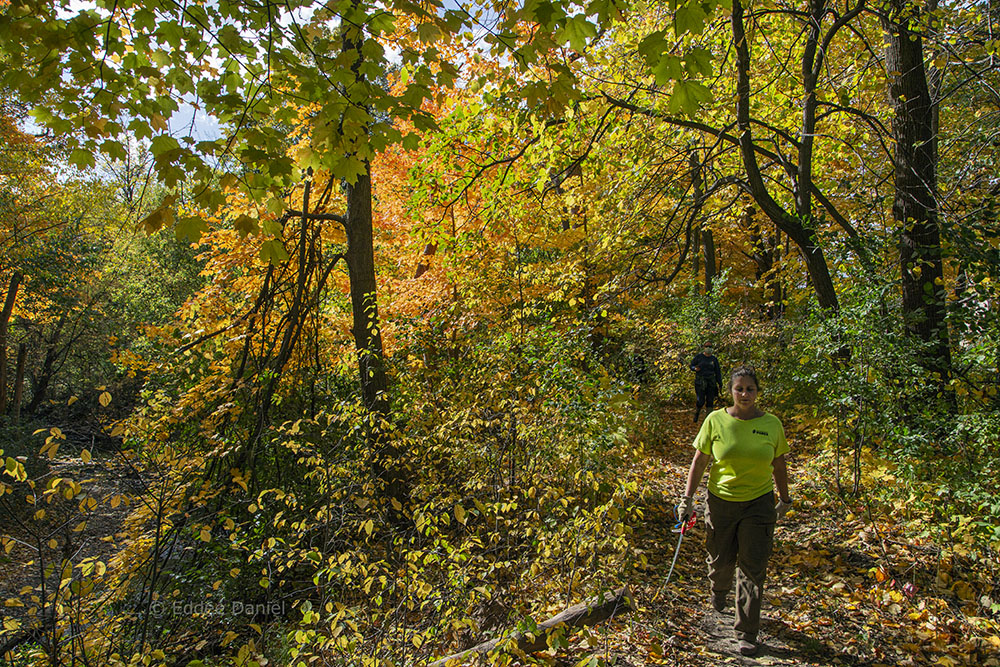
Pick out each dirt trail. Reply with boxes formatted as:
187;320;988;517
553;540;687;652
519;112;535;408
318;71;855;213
593;403;1000;667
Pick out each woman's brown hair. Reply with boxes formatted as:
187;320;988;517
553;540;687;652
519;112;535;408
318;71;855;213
729;365;759;392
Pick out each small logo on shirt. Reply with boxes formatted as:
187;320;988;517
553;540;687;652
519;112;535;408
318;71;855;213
753;429;769;436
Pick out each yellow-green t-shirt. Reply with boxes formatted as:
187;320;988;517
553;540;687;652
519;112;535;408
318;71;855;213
693;409;789;502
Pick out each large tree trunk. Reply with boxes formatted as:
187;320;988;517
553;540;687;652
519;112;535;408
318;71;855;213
345;169;389;418
341;9;407;506
347;162;409;506
341;0;389;419
703;227;716;293
883;0;953;404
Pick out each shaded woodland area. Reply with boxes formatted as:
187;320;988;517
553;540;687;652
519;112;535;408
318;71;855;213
1;0;999;664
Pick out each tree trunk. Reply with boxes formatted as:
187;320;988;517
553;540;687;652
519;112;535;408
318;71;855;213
346;168;390;418
428;587;634;667
414;242;437;279
0;271;22;415
692;221;701;284
748;212;774;315
691;152;715;293
347;163;409;505
731;0;839;311
703;227;716;293
339;9;406;504
12;343;26;422
770;232;784;318
340;0;389;420
252;184;316;449
883;0;953;403
26;312;66;414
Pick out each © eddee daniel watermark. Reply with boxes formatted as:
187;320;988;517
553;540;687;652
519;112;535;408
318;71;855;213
148;599;286;618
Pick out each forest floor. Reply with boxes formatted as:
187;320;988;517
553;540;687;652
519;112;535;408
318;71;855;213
0;456;137;631
550;406;1000;667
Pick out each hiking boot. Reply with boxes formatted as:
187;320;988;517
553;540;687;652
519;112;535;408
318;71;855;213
693;407;701;422
738;639;759;657
712;592;727;612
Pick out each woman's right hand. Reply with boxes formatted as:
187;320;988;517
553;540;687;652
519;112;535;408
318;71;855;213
676;495;695;522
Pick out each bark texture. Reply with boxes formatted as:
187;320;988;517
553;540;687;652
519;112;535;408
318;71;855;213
883;0;953;397
345;169;389;418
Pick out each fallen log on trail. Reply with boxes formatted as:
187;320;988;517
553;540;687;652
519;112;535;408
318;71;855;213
428;586;634;666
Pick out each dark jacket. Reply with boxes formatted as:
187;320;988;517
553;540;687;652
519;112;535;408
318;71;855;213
690;353;722;387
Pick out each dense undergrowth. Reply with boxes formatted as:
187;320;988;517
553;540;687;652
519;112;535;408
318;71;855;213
3;315;653;665
2;277;999;666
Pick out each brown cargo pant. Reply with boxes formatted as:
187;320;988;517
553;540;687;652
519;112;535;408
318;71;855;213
705;490;777;642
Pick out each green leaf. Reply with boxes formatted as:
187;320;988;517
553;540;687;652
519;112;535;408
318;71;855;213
218;25;247;53
417;22;441;44
268;157;294;181
637;29;670;65
69;149;95;169
138;206;174;234
150;49;171;67
557;15;598;52
261;218;284;236
265;198;286;216
260;239;290;266
675;1;708;35
587;0;624;24
133;8;156;31
652;55;683;85
528;0;562;28
175;215;208;242
368;12;396;35
194;185;226;210
331;155;367;184
668;80;712;116
157;21;184;49
684;47;714;76
233;214;259;237
150;134;180;157
28;105;56;127
101;140;127;162
402;133;421;151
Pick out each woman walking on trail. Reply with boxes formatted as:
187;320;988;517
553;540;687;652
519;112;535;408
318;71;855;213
676;365;792;657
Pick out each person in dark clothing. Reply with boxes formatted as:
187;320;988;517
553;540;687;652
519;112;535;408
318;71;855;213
690;342;722;422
